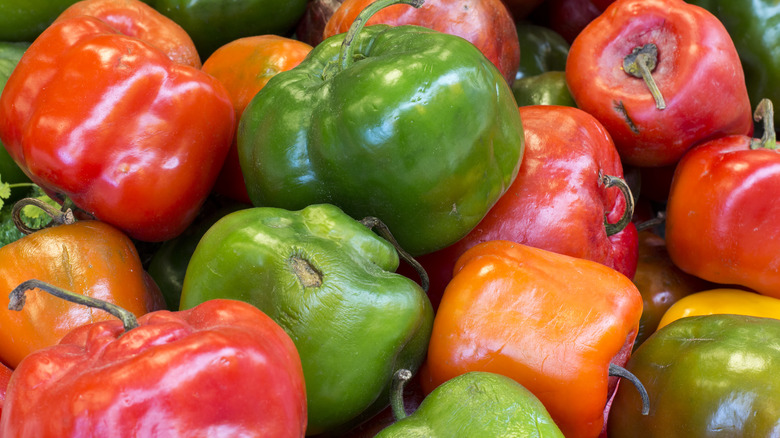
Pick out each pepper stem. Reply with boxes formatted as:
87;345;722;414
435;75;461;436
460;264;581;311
750;99;776;150
9;279;139;332
337;0;425;71
601;174;635;236
623;44;666;110
609;363;650;415
390;368;413;421
12;197;75;235
360;216;430;292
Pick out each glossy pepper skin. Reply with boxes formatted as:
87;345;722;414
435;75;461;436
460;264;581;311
566;0;753;167
0;0;80;41
657;289;780;330
1;298;308;437
0;16;235;242
512;24;575;107
179;204;434;435
145;0;308;59
684;0;780;127
202;35;312;204
0;42;30;193
0;221;165;368
238;17;524;257
375;372;564;437
665;102;780;299
416;105;637;308
323;0;520;86
608;314;780;437
423;240;643;438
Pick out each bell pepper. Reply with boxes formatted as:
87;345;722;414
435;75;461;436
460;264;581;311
0;42;31;198
1;280;307;437
322;0;520;85
684;0;780;127
608;314;780;437
422;240;645;438
665;100;780;298
0;218;165;369
0;362;11;418
657;289;780;330
415;105;637;309
55;0;201;68
566;0;753;167
238;0;524;257
145;0;308;59
0;0;80;41
178;203;434;435
201;35;312;204
375;370;564;437
512;24;575;107
0;14;235;242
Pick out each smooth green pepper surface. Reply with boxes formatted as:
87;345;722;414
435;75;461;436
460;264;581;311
238;23;524;256
684;0;780;125
178;204;434;436
0;42;31;188
608;314;780;436
145;0;308;59
512;72;576;107
0;1;80;41
376;372;564;438
512;24;574;107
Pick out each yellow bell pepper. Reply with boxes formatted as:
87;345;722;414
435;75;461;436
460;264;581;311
657;288;780;329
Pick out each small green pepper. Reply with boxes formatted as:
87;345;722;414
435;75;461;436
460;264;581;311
512;24;574;107
179;203;434;436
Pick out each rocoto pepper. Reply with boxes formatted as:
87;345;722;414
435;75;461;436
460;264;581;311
566;0;753;167
238;0;524;256
0;14;235;242
422;240;644;438
179;203;434;435
0;281;307;437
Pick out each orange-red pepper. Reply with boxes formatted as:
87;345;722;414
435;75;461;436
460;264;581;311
422;240;643;438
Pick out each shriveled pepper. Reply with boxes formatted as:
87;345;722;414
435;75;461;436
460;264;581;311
0;217;165;369
1;280;307;437
179;203;434;435
0;14;235;242
238;0;524;256
657;289;780;330
422;240;645;438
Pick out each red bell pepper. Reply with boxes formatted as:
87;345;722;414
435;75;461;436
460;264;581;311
0;15;235;242
565;0;753;167
415;105;637;308
1;280;307;437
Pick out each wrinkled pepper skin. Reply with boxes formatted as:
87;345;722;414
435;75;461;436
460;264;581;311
0;16;235;242
238;24;524;256
1;298;308;437
0;221;165;369
0;42;30;191
179;204;434;435
566;0;753;167
375;372;564;437
423;240;643;438
608;314;780;437
145;0;308;59
0;0;80;41
684;0;780;127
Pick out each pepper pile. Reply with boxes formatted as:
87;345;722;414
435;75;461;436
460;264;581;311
0;0;779;436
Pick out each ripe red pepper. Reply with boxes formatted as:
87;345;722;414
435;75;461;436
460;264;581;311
1;280;307;437
415;105;637;308
0;15;235;242
566;0;753;167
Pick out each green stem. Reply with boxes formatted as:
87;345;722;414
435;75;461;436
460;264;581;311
750;99;776;150
360;216;430;292
6;182;34;190
9;279;139;332
609;363;650;415
12;197;75;235
623;44;666;110
337;0;425;71
390;368;413;421
601;174;635;237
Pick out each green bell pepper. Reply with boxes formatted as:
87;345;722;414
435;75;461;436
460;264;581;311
683;0;780;126
608;314;780;437
0;42;32;191
512;24;575;107
144;0;308;59
178;203;434;436
0;1;80;41
237;0;524;256
512;72;576;107
375;371;564;437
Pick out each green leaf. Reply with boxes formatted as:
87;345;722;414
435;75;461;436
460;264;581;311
0;174;10;212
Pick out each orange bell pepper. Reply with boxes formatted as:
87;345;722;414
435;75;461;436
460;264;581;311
0;220;165;368
422;240;643;438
